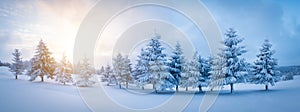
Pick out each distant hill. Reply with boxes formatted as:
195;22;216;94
278;65;300;76
0;60;10;67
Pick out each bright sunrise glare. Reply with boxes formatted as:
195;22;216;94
0;0;97;62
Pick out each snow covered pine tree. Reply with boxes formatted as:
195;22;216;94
198;55;211;92
213;28;248;93
76;57;95;87
105;64;115;86
27;39;56;82
180;52;204;92
98;66;107;82
169;42;185;92
10;49;24;79
147;33;175;92
113;53;123;88
55;54;73;85
113;53;132;88
252;39;280;90
122;56;133;88
132;48;151;90
209;53;227;90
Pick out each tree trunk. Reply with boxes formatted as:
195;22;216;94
119;84;121;89
176;85;179;92
142;86;144;90
153;83;155;89
126;81;128;89
15;75;18;80
230;83;233;94
186;87;188;91
41;76;44;82
198;85;202;92
265;84;268;90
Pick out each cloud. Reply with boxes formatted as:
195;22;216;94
201;0;300;66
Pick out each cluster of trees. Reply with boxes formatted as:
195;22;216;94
0;60;10;67
7;28;288;93
9;40;95;86
99;28;285;93
278;66;299;80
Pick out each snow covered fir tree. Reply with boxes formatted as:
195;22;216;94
180;52;206;92
112;53;132;88
147;34;175;92
122;55;133;88
132;48;151;90
55;54;73;85
180;53;200;91
27;39;56;82
197;55;211;91
75;57;95;87
168;42;185;92
198;56;211;90
98;66;106;82
105;64;115;86
252;39;281;90
10;49;24;80
211;28;248;93
131;33;176;92
209;53;227;90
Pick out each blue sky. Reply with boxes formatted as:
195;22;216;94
202;0;300;66
0;0;299;66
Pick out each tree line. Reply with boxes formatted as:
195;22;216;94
7;28;289;93
99;28;286;93
9;39;96;87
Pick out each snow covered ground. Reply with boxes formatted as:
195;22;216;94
1;66;300;112
0;67;90;112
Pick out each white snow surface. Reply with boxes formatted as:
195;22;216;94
1;67;300;111
0;67;90;112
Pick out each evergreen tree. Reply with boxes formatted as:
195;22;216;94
123;55;133;88
113;53;123;88
28;39;56;82
252;39;280;90
198;56;212;86
220;28;247;93
74;61;82;74
179;60;190;91
113;53;133;88
197;55;211;92
147;34;174;92
105;64;115;86
180;52;203;92
10;49;24;79
132;48;151;89
76;57;95;87
98;66;107;82
169;42;185;92
209;53;227;90
55;54;73;85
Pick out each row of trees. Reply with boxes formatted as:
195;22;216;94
99;28;284;93
8;28;285;93
9;40;95;86
0;60;10;67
